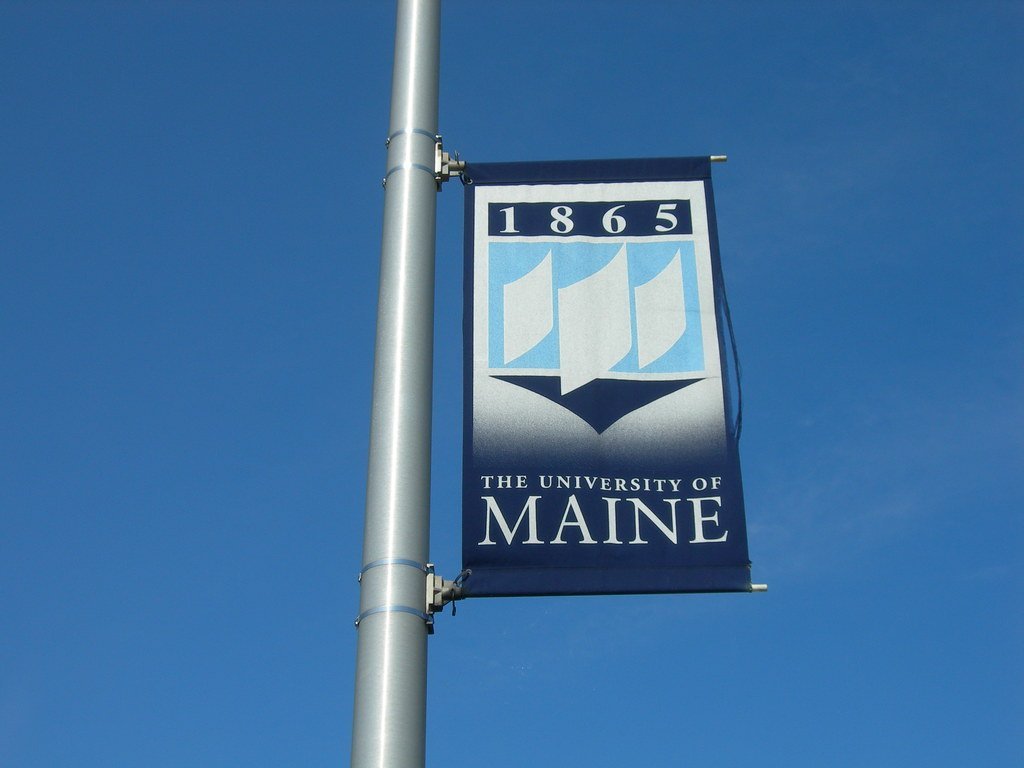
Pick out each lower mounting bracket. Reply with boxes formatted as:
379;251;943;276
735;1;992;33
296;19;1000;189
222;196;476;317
425;564;468;633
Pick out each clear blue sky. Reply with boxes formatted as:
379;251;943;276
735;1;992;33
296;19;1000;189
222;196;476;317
2;2;1021;766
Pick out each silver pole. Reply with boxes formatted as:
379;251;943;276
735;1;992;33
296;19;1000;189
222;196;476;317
351;1;440;767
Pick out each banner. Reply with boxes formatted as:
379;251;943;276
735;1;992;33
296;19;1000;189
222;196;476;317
461;157;751;597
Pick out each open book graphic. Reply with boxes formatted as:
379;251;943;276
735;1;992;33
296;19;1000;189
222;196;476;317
502;245;688;394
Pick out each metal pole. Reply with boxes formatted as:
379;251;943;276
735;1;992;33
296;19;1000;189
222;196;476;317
351;1;440;767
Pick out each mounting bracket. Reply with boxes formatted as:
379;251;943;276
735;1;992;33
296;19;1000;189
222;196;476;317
424;564;468;633
434;135;466;186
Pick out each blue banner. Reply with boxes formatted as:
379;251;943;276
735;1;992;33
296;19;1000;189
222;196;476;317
462;158;751;596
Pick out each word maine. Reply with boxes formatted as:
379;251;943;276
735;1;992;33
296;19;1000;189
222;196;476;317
477;493;729;547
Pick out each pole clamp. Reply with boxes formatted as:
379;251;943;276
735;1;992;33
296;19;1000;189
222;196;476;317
353;564;469;634
357;557;430;583
380;133;466;189
354;604;432;629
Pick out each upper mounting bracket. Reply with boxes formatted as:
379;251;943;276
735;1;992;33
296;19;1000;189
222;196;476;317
434;135;466;186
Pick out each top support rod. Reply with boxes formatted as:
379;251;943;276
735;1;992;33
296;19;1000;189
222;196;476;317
351;2;441;767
